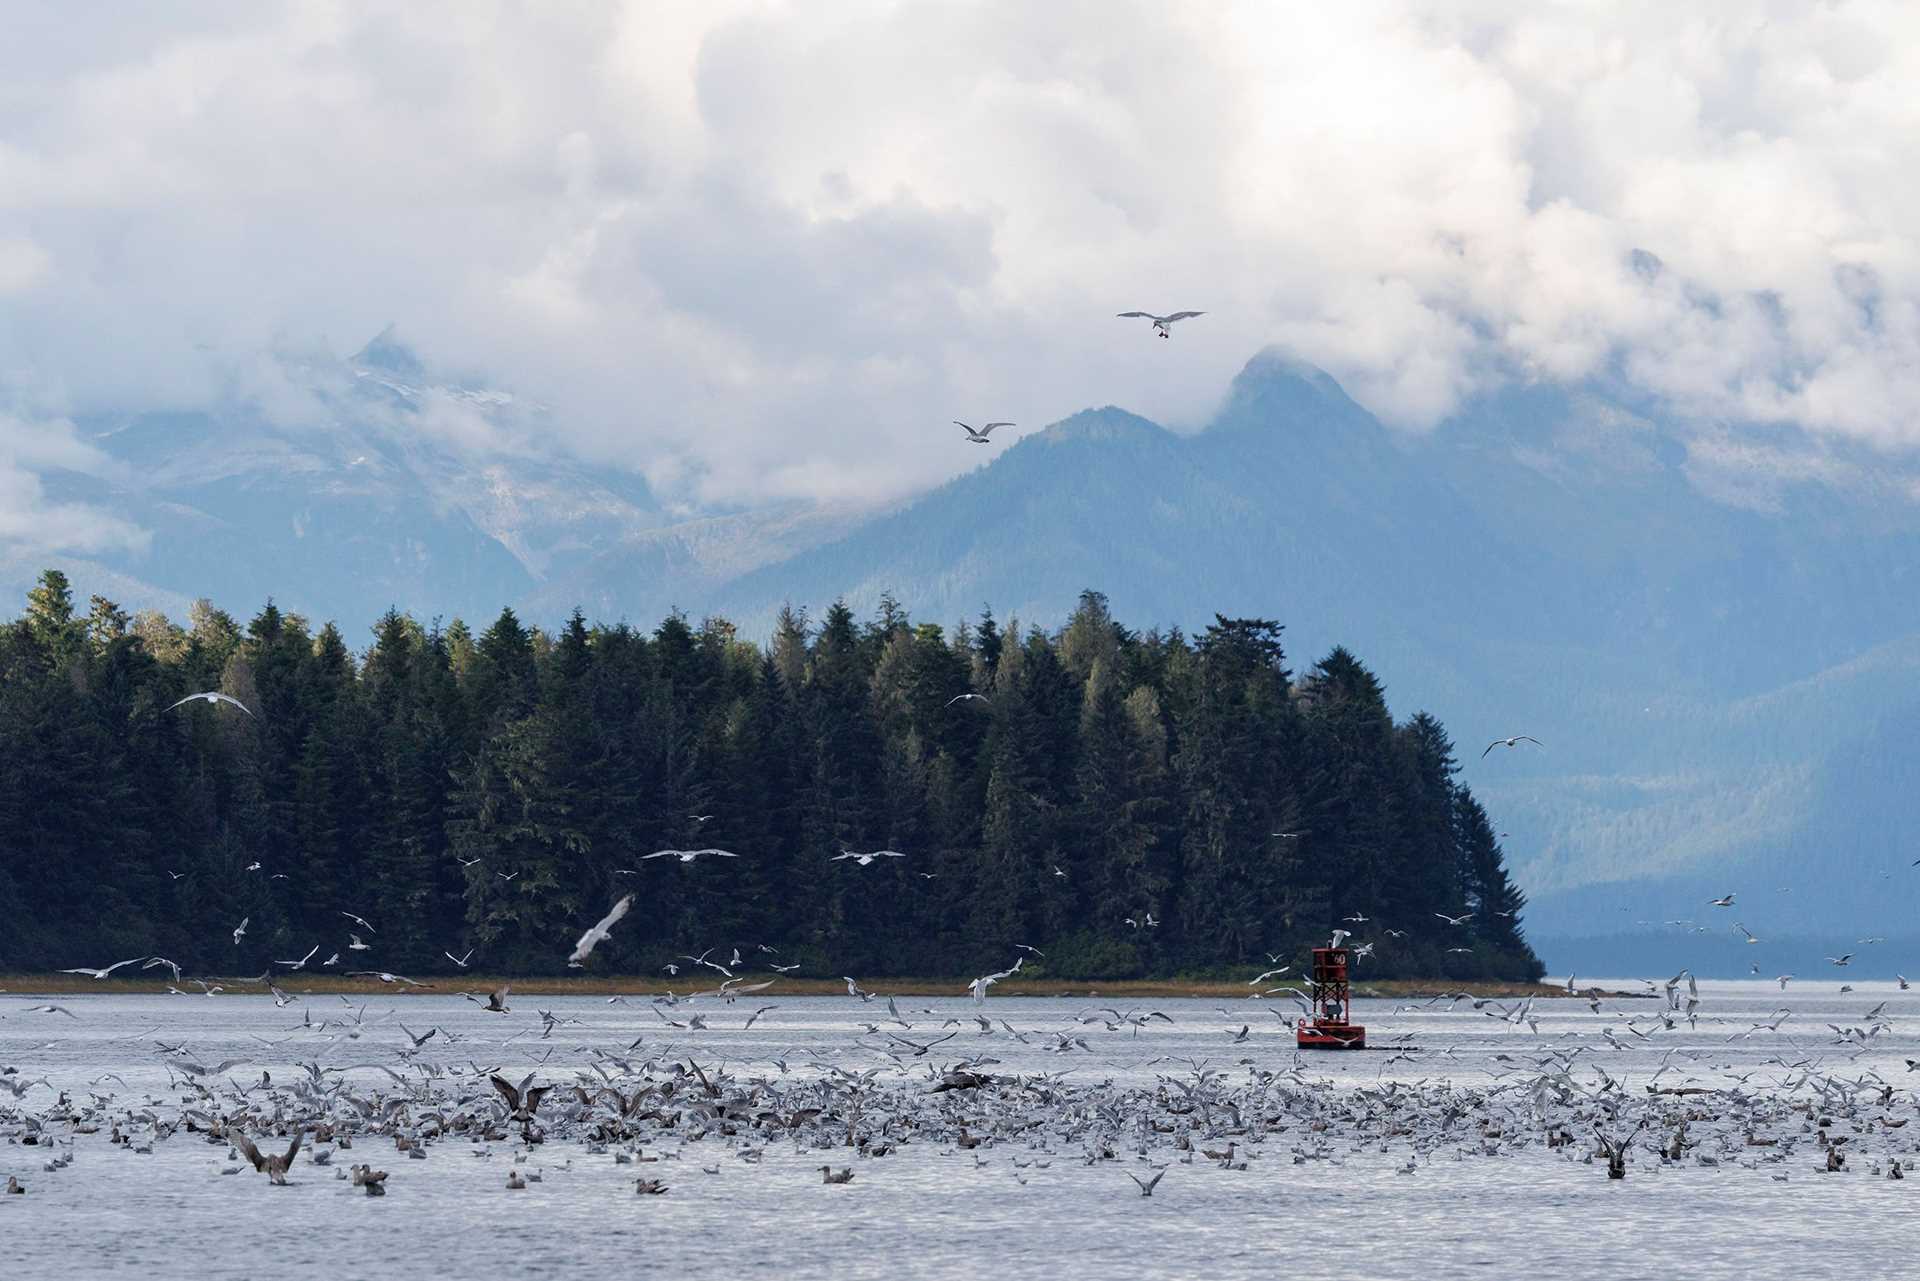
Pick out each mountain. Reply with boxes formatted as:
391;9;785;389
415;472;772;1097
706;354;1920;962
522;499;893;626
12;340;1919;968
12;332;628;626
5;332;865;634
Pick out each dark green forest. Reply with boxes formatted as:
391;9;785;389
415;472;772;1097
0;570;1540;981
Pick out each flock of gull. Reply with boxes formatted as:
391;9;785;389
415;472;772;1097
3;921;1915;1206
5;504;1914;1226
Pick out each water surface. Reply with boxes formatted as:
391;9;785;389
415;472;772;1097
2;981;1913;1280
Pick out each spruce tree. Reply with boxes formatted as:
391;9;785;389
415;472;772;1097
0;573;1544;979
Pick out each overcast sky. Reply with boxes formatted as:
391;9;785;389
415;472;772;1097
4;1;1919;552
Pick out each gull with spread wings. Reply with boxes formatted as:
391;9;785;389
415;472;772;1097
58;957;147;980
952;420;1013;445
641;848;739;864
833;849;907;867
1116;310;1204;338
167;691;254;716
968;956;1024;1004
233;1129;302;1185
568;894;634;966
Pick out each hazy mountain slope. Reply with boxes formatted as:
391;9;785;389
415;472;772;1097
709;353;1920;946
15;339;1918;956
19;334;668;628
716;406;1228;628
522;499;894;625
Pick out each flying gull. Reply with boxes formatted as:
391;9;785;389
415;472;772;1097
1116;310;1204;338
167;691;255;716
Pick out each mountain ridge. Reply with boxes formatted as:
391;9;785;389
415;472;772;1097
9;340;1919;960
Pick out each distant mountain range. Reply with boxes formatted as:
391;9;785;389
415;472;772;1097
12;334;1920;969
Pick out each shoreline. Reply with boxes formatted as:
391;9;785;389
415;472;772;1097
0;973;1574;1000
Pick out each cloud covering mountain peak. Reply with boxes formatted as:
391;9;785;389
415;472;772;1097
4;2;1920;519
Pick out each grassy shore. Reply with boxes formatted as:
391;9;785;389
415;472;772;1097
0;972;1572;1000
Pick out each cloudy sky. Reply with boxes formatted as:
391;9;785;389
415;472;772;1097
3;0;1918;545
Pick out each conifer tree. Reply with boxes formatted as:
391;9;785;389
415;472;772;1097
0;574;1544;980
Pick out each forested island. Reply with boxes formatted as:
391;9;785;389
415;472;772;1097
0;571;1540;981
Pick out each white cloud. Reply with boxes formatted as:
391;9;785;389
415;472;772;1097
0;235;51;294
3;1;1920;505
0;413;149;555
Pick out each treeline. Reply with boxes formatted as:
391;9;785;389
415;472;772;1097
0;571;1540;981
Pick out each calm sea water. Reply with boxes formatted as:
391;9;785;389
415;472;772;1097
2;980;1914;1280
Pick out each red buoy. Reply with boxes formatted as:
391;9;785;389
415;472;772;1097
1296;946;1366;1049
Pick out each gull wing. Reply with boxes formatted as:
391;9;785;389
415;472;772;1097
233;1131;265;1171
570;894;634;963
